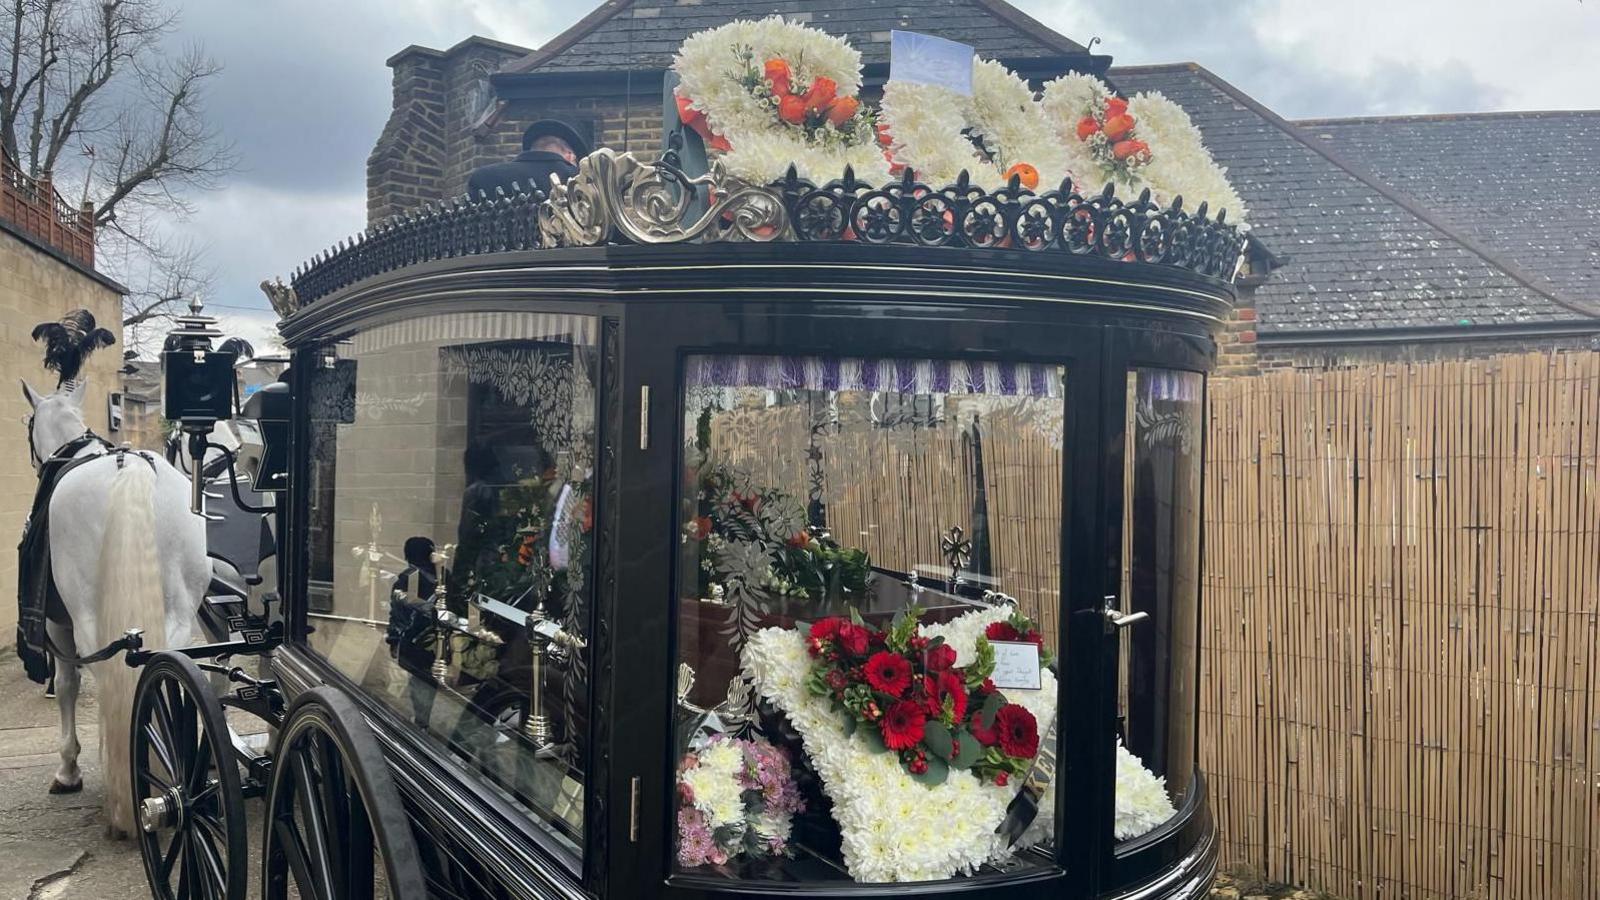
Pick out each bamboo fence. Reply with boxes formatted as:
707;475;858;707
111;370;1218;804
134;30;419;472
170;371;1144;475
1204;352;1600;900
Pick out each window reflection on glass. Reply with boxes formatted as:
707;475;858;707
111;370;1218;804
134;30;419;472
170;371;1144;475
673;354;1066;884
1115;368;1203;842
304;312;597;852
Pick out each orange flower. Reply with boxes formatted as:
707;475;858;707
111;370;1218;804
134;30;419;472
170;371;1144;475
764;58;791;97
778;94;808;125
1005;162;1040;190
1112;139;1151;162
708;133;732;153
1103;114;1136;142
803;76;838;112
876;123;895;147
786;530;813;549
826;96;860;126
675;93;704;129
1104;96;1129;118
1075;116;1100;141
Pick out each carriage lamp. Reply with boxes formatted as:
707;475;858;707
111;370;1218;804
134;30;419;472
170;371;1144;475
163;297;238;514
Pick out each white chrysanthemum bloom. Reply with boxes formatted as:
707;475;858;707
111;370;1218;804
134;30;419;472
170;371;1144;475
683;745;748;828
1114;740;1178;839
1126;91;1247;223
719;129;891;185
742;608;1060;883
881;59;1068;190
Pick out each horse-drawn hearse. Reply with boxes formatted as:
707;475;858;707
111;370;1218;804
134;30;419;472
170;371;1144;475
17;21;1247;900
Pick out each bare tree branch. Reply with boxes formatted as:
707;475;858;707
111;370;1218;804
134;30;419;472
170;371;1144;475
0;0;233;332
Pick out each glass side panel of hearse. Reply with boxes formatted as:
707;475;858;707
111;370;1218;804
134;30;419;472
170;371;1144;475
302;310;598;854
670;353;1067;885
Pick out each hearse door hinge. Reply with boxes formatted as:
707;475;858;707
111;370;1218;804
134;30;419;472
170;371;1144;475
629;776;642;842
639;385;651;451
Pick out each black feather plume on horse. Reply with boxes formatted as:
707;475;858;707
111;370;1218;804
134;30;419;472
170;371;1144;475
32;309;115;386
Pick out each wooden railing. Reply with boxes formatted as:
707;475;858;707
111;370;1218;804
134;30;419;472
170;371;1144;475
0;146;95;267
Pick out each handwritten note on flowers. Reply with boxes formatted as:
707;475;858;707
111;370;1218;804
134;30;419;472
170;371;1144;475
989;640;1043;691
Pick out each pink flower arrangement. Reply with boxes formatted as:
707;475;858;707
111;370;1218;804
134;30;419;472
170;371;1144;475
676;735;806;869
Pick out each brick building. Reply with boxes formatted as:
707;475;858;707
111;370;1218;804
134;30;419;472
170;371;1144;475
1;149;125;637
366;1;1600;372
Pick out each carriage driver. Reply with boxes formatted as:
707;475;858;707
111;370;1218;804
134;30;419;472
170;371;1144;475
466;119;591;200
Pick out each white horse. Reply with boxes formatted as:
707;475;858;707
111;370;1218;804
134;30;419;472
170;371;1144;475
21;377;210;837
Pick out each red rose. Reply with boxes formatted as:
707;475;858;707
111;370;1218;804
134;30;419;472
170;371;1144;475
836;623;870;657
825;669;849;692
924;643;957;672
864;651;914;697
994;772;1009;787
880;700;927;751
1104;96;1129;118
764;58;792;97
1076;116;1100;140
995;703;1040;759
986;621;1021;642
803;76;838;112
1103;113;1136;142
687;515;712;541
811;617;845;642
980;678;997;695
825;96;860;126
969;709;999;746
921;671;968;722
1112;140;1151;163
778;94;808;125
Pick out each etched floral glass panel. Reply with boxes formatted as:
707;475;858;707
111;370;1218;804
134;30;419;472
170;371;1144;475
1114;368;1204;843
672;353;1067;883
303;311;597;853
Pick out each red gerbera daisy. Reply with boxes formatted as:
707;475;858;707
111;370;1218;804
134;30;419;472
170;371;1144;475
864;651;914;697
995;703;1040;759
880;700;927;751
920;671;969;722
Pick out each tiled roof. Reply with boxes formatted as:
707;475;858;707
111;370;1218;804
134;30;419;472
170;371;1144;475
1109;64;1599;339
504;0;1084;75
1301;111;1600;312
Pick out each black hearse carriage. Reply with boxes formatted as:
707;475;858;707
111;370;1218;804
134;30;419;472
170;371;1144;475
132;146;1242;900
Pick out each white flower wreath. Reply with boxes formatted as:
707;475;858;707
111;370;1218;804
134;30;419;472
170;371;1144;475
742;603;1181;881
880;58;1069;191
672;16;890;185
1041;73;1247;223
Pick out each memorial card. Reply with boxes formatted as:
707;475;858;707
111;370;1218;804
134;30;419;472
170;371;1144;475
989;640;1043;691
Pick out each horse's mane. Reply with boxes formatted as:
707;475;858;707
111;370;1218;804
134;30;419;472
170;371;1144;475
32;309;115;386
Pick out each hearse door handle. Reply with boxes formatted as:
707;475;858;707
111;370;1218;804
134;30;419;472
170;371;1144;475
1101;595;1150;634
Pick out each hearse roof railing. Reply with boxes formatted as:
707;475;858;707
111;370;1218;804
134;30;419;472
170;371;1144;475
287;148;1249;310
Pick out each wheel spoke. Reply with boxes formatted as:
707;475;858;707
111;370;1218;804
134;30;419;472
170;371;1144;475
345;779;376;900
159;829;185;882
188;729;214;794
312;732;351;891
290;750;339;899
139;764;175;796
275;816;332;900
189;828;227;900
152;684;186;785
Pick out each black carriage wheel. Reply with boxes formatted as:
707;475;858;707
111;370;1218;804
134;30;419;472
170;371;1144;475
131;652;249;900
262;687;426;900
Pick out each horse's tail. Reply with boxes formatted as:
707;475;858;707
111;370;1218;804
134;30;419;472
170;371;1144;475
93;458;167;837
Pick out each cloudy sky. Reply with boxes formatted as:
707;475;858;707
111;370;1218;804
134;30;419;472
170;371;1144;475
164;0;1600;352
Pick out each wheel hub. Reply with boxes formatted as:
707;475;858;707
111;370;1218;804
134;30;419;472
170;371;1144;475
139;792;179;833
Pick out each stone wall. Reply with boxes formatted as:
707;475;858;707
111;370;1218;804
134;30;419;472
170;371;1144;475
0;223;124;638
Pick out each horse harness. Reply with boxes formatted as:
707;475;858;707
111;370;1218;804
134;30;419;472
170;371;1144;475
14;430;156;683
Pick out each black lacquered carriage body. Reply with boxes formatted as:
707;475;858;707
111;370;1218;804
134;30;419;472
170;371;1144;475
142;155;1240;900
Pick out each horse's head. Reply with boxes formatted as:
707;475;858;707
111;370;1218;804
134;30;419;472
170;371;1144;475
20;379;90;469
